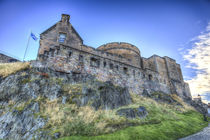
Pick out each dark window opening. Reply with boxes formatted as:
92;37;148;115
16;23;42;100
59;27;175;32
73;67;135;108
44;51;49;55
57;49;60;55
90;57;100;67
49;48;55;57
133;70;135;76
143;74;145;78
58;33;66;43
103;61;106;67
149;74;153;81
116;65;119;70
123;67;128;74
109;63;113;69
79;55;84;62
69;51;72;57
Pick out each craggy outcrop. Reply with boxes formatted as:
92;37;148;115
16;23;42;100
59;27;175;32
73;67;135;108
117;106;148;119
0;67;132;140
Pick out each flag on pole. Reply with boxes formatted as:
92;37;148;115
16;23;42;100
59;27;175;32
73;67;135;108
30;32;38;41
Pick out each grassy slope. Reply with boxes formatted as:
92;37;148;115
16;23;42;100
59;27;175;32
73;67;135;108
59;93;208;140
0;62;30;77
60;111;207;140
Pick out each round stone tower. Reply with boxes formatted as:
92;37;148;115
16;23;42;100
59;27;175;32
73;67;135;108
97;42;142;67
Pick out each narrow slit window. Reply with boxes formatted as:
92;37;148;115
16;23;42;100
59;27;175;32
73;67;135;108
104;61;107;67
69;51;72;57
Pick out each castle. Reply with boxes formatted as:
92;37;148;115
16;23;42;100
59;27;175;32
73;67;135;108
37;14;192;99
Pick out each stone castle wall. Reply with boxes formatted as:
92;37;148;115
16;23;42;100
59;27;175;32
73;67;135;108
38;44;171;95
36;14;191;99
0;53;19;63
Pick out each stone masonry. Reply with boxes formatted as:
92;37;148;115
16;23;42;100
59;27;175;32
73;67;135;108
0;53;19;63
36;14;192;99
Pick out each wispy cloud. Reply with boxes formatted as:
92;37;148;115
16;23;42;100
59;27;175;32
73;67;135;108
182;22;210;100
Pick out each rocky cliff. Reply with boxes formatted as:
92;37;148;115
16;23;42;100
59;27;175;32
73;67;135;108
0;62;208;140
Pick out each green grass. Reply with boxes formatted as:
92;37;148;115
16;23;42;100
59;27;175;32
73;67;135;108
33;81;207;140
59;111;208;140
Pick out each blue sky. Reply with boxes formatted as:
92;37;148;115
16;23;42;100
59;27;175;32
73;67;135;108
0;0;210;102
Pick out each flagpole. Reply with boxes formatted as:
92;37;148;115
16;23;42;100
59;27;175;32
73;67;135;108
23;30;31;62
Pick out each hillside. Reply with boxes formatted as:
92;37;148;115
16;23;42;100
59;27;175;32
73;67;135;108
0;62;208;140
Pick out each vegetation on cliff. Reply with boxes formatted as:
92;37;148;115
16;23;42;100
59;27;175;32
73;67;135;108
0;62;30;77
59;94;208;140
0;62;208;140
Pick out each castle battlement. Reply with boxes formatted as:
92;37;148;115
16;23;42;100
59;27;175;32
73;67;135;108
37;14;192;99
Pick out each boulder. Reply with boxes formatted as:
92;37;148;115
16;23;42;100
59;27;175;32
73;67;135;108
117;106;148;119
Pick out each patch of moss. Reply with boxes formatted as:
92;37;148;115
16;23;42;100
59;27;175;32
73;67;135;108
62;83;83;94
13;99;33;112
49;77;64;86
21;78;31;84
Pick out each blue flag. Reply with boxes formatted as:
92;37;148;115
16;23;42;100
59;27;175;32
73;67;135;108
31;32;38;41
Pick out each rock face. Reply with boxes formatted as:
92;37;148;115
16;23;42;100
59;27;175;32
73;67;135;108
184;97;208;115
0;67;132;140
117;106;148;119
0;102;46;140
77;81;131;110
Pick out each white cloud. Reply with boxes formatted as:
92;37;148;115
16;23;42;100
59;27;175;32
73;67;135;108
183;22;210;99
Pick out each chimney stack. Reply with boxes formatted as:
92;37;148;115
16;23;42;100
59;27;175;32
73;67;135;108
61;14;70;23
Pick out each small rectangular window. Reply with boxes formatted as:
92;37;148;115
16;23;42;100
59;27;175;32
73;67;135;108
103;61;106;67
109;63;113;69
123;67;128;74
90;57;100;67
58;33;66;43
49;48;55;57
116;65;119;70
44;50;49;55
149;74;152;81
57;49;60;55
79;55;83;62
69;51;72;57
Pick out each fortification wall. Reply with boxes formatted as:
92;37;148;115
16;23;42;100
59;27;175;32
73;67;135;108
0;53;19;63
143;56;157;71
39;44;171;94
37;14;191;99
154;55;170;86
